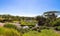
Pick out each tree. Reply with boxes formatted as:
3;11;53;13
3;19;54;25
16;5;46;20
36;16;46;26
43;11;60;26
36;15;41;21
43;11;60;20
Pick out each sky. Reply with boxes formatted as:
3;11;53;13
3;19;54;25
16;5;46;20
0;0;60;17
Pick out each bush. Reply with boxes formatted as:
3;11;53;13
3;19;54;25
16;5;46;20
50;19;60;26
4;24;17;29
18;28;30;34
39;26;50;30
0;27;21;36
32;26;50;32
55;26;60;31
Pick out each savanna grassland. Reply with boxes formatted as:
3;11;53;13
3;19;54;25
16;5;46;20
0;11;60;36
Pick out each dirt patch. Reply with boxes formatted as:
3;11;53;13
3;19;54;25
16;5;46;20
0;23;5;27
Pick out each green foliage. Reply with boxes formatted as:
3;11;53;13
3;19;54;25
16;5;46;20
50;18;60;26
0;27;20;36
36;15;47;26
4;24;17;29
39;26;50;30
0;14;35;23
55;26;60;31
23;31;40;36
0;11;60;36
36;15;41;21
20;20;37;26
54;19;60;26
19;28;30;34
44;11;58;19
23;29;60;36
40;29;60;36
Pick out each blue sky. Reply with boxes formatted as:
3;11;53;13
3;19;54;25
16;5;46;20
0;0;60;17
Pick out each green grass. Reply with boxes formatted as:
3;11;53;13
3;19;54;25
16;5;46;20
20;20;37;26
4;24;17;29
0;27;20;36
23;29;60;36
40;29;60;36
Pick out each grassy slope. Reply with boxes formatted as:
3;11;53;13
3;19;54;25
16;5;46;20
0;27;20;36
23;29;60;36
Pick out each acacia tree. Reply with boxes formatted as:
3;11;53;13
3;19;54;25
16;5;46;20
43;11;60;26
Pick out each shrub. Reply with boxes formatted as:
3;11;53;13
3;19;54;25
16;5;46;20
50;19;60;26
39;26;50;30
4;24;17;29
0;27;21;36
18;28;30;34
55;26;60;31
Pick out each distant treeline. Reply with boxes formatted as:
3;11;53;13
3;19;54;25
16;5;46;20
0;15;35;23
